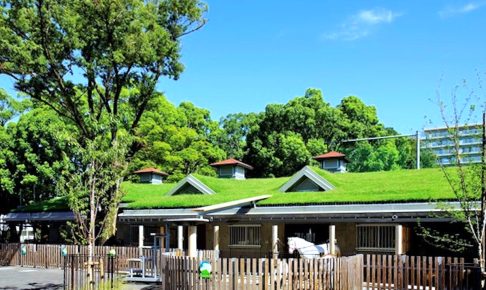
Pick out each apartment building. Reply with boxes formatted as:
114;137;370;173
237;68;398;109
423;124;483;165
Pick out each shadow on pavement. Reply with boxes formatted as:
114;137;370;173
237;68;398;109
0;283;63;290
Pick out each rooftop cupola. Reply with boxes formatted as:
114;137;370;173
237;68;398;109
313;151;348;173
133;167;168;184
210;158;254;180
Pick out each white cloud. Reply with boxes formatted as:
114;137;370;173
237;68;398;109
439;2;485;18
323;8;401;41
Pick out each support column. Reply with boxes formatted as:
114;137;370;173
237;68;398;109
177;225;184;250
272;225;279;258
138;225;144;256
164;223;170;252
188;225;197;258
159;225;165;250
395;224;403;255
213;225;220;251
329;225;336;255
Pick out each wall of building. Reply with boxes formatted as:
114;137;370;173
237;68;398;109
139;173;163;184
207;222;284;258
234;166;246;179
336;222;357;256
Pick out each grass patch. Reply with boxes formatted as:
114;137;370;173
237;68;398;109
17;196;69;212
16;167;457;211
122;167;456;209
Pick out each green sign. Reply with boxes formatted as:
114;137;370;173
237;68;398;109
199;261;212;279
60;245;68;257
20;244;27;256
108;249;116;257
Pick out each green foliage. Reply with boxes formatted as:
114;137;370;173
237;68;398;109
217;113;259;159
130;95;225;182
59;138;129;245
242;88;389;177
0;0;206;245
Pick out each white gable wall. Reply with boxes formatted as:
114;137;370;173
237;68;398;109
139;173;163;184
218;165;246;179
234;166;246;179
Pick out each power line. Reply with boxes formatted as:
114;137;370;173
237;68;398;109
341;131;421;169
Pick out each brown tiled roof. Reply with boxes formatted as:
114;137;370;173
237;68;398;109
133;167;168;176
313;151;347;160
210;158;254;170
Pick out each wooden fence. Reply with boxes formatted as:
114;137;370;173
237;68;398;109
0;243;215;271
363;254;481;290
1;244;481;289
63;254;117;290
161;254;364;290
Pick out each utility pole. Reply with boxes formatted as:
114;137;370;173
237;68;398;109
481;112;486;272
416;131;421;170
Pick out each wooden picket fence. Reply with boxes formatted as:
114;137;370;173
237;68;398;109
160;254;364;290
363;254;481;290
1;244;482;289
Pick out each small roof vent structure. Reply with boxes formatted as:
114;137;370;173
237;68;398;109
279;166;334;192
210;158;253;180
167;174;215;196
134;167;168;184
313;151;348;173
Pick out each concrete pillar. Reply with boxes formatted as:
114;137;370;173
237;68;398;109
188;225;197;258
272;225;279;258
213;225;220;251
395;224;403;255
329;225;336;255
177;225;184;250
138;225;144;256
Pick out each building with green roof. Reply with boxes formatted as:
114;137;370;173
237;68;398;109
4;154;471;258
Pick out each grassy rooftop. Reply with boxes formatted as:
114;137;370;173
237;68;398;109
121;167;456;209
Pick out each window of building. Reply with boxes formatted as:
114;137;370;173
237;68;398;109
356;224;395;253
229;225;261;248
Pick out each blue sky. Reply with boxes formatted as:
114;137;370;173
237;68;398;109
1;0;486;134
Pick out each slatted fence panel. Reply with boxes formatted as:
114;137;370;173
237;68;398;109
160;254;363;290
363;254;480;290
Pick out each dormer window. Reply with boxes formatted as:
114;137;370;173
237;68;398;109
313;151;348;173
279;166;334;192
167;175;215;195
210;158;254;180
133;167;168;184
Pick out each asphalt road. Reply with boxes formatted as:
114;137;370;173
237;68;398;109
0;267;158;290
0;267;63;290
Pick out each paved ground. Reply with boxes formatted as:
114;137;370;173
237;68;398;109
0;267;159;290
0;267;63;290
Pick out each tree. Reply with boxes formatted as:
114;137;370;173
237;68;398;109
131;95;225;181
0;90;33;212
243;88;389;176
1;106;74;210
418;79;486;278
218;112;259;159
0;0;206;261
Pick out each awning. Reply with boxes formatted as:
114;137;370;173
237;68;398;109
4;211;75;222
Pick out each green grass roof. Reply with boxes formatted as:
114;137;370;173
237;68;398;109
121;167;456;209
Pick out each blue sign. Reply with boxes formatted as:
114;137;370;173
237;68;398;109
199;261;212;279
20;244;27;256
60;245;67;257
